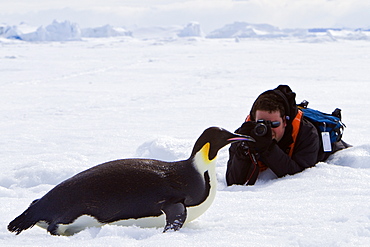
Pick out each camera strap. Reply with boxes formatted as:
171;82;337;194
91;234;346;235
244;151;260;185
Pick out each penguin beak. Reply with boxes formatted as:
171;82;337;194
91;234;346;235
227;133;255;143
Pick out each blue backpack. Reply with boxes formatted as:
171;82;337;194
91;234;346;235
298;100;346;157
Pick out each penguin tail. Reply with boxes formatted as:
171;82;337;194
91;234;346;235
8;207;40;235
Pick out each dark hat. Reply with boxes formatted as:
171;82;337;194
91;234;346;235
249;85;298;123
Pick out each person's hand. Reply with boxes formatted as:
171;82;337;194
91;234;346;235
238;121;255;135
239;121;273;153
251;121;273;153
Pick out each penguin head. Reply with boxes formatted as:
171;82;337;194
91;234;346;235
190;127;255;162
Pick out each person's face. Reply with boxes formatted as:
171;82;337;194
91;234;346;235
255;110;286;142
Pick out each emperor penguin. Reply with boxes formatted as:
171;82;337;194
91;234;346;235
8;127;254;236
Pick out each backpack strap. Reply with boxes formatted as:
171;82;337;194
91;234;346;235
288;109;303;157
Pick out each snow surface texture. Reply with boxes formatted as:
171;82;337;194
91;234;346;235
1;27;370;246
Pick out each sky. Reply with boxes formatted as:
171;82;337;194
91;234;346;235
1;0;370;32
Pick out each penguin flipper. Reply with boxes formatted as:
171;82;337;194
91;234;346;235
8;208;40;235
162;202;187;232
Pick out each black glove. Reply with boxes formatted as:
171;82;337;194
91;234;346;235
238;121;255;135
238;121;273;153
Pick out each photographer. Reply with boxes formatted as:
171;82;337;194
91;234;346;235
226;85;320;186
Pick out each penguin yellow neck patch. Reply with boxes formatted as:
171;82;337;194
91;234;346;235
200;142;216;163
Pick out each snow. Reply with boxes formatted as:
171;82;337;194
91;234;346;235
1;24;370;246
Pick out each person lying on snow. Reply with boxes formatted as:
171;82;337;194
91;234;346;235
226;85;351;186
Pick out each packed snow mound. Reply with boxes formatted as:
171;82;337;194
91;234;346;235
328;145;370;169
0;153;89;190
136;137;193;162
177;22;204;37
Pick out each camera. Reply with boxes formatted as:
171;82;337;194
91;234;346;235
253;120;281;137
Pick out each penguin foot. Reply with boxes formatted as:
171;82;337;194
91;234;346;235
47;223;60;236
162;202;187;233
163;219;183;232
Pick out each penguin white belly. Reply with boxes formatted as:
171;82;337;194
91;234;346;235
185;150;217;223
36;216;103;236
35;216;99;236
110;214;165;228
57;215;103;235
36;215;164;236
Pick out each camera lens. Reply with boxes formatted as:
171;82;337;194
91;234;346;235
254;123;267;136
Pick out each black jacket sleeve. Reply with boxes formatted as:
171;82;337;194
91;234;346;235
260;120;319;177
226;142;259;186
